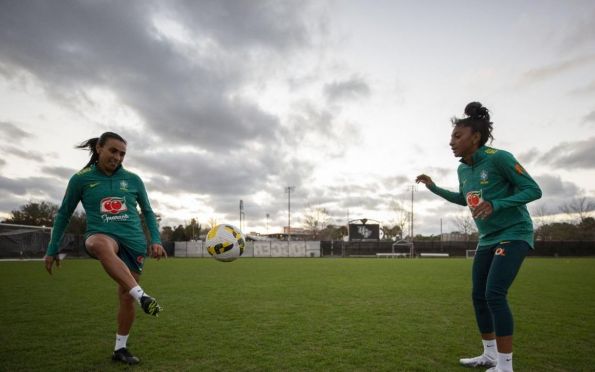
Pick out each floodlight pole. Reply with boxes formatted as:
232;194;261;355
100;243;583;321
285;186;295;241
266;213;270;234
408;185;417;241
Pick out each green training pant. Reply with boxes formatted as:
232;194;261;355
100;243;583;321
472;240;530;336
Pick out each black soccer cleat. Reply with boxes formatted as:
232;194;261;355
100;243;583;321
140;295;161;316
112;347;140;365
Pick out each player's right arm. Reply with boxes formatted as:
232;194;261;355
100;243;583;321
416;174;467;206
45;174;83;273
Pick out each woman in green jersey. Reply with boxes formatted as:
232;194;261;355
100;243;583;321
416;102;541;372
44;132;167;365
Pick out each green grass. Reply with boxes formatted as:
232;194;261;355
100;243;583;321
1;258;594;371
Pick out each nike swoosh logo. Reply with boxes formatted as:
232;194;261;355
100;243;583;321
89;182;100;188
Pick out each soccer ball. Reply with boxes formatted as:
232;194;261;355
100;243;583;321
205;224;245;262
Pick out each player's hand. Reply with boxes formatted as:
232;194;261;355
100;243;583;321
150;244;168;260
472;200;493;220
415;174;435;187
44;255;61;275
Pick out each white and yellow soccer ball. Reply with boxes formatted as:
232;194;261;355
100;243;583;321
205;224;245;262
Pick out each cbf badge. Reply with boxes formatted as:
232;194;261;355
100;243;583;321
120;180;128;191
480;170;489;185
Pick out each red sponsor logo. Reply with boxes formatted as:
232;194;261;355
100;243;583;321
136;256;144;264
495;247;506;256
100;197;128;214
514;163;525;175
466;191;482;208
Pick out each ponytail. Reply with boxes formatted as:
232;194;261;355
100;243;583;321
76;132;127;170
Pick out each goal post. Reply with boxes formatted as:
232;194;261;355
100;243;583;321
465;249;477;259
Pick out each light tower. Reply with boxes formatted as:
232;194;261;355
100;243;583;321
285;186;295;241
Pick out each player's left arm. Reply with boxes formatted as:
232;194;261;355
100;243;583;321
489;151;542;213
136;175;166;259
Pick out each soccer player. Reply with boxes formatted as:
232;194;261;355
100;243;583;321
44;132;167;365
416;102;541;372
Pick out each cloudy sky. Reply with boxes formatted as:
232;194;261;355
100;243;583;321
1;0;594;236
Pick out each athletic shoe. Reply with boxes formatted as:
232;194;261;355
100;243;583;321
112;347;140;365
140;295;161;316
459;354;497;368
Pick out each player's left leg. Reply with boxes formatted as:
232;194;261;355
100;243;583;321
460;245;498;368
485;240;530;372
112;270;141;365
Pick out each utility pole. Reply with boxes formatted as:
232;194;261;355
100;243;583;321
266;213;270;235
285;186;295;241
408;185;417;241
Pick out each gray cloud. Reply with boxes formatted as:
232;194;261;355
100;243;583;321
518;147;540;164
0;175;64;201
584;110;595;125
41;166;78;180
534;174;580;198
0;0;322;152
0;121;32;143
539;137;595;169
324;76;371;102
518;54;595;86
0;0;337;224
561;9;595;51
0;144;44;162
530;174;587;217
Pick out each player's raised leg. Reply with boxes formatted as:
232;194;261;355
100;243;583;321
86;234;160;315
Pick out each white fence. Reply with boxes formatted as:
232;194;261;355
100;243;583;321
175;240;321;258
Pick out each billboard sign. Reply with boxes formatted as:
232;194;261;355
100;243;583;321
349;223;380;241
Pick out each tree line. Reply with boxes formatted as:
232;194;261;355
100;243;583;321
2;200;594;241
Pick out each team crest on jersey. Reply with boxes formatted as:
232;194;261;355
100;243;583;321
480;170;489;185
485;148;497;154
120;180;128;191
100;197;128;214
466;190;482;209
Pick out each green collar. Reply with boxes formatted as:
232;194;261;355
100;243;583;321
460;145;489;165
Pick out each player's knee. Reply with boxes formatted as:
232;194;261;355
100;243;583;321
86;236;117;258
485;287;507;311
471;287;487;303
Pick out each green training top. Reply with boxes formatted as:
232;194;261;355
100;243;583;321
427;146;542;248
47;164;161;256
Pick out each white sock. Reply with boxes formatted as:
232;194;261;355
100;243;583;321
129;285;146;302
482;339;497;358
497;352;513;372
115;333;128;351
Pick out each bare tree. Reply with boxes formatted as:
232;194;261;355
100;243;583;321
389;200;410;239
452;213;477;240
303;206;330;239
559;197;595;224
207;217;218;230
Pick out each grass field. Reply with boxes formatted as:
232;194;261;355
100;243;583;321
1;257;594;371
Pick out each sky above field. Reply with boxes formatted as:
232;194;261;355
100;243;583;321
1;0;594;236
